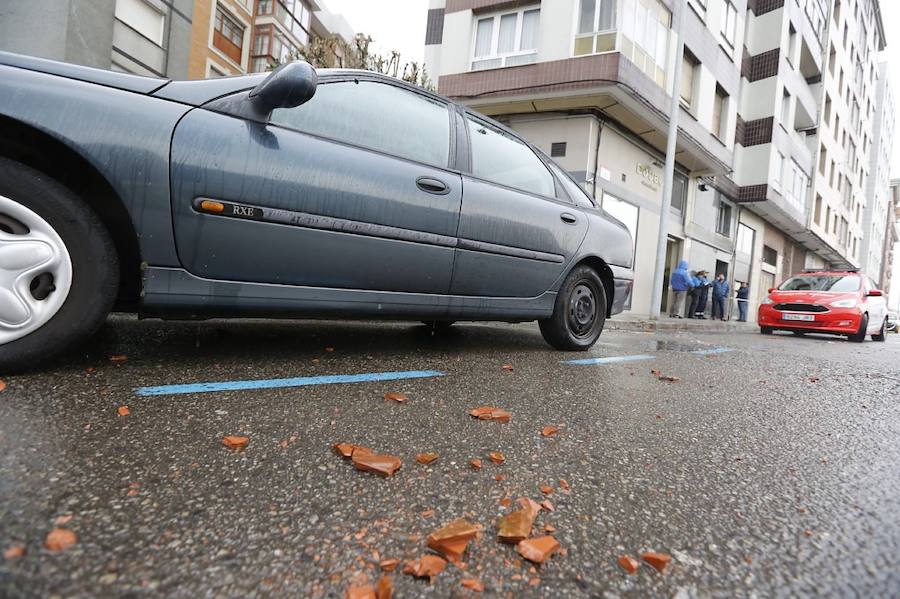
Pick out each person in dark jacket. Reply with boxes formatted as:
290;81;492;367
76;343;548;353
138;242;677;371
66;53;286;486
686;271;700;318
736;282;750;322
694;271;710;318
669;260;694;318
712;274;730;320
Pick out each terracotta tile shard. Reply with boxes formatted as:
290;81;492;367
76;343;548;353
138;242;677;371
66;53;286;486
544;523;556;533
494;474;506;482
641;551;672;572
539;484;554;495
502;364;514;372
345;582;376;599
384;392;407;403
488;452;505;465
541;425;559;437
416;453;439;465
334;443;373;458
540;500;555;512
618;555;639;574
517;536;560;564
421;509;435;518
110;355;128;363
222;436;249;450
117;406;130;417
325;347;336;352
529;577;541;586
499;497;511;507
559;479;570;491
517;497;542;518
497;509;536;544
44;528;77;552
54;515;73;526
403;555;446;582
803;529;813;537
468;407;511;422
650;368;661;376
352;454;402;477
461;578;485;592
427;518;481;563
658;375;680;382
0;379;6;392
3;544;25;560
376;576;393;599
379;558;400;572
469;459;482;470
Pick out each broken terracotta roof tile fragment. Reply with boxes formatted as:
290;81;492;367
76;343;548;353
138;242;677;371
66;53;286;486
461;577;485;592
403;555;446;582
415;452;439;465
618;555;639;574
468;407;511;422
501;364;514;372
334;443;374;458
469;459;482;470
539;484;553;495
517;497;542;518
641;551;672;572
352;454;402;477
345;582;376;599
222;436;249;450
517;536;560;564
426;518;481;563
540;500;555;512
376;575;393;599
541;425;559;437
383;392;407;403
497;509;536;544
488;452;505;465
379;558;400;572
559;478;570;491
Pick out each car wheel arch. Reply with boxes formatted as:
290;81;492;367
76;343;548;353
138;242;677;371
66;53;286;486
0;115;141;309
567;256;615;318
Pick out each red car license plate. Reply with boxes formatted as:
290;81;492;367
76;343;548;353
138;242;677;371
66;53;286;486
782;313;815;322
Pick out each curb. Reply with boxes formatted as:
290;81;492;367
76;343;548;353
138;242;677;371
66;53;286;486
606;319;757;333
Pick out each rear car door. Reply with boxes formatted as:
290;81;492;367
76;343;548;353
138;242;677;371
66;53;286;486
866;277;887;328
450;112;588;297
169;76;461;294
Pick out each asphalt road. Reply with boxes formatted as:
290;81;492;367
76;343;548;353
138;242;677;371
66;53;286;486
1;316;899;598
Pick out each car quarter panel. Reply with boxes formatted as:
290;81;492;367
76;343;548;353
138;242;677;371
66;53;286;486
0;65;189;266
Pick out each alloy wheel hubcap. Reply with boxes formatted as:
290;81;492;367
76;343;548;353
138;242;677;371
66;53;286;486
0;194;72;346
568;282;596;337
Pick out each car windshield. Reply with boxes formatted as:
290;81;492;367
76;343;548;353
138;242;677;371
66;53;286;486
778;275;860;292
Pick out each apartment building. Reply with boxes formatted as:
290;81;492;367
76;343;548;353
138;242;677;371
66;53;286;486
0;0;193;78
861;63;895;285
425;0;746;317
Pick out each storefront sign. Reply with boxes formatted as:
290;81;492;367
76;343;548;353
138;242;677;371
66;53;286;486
636;163;661;192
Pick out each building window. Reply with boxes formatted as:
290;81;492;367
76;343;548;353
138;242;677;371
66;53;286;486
114;0;165;46
780;90;791;127
688;0;707;19
575;0;617;55
787;24;797;66
716;197;732;237
712;85;728;140
550;142;567;157
680;49;699;110
762;245;777;266
720;0;737;50
619;0;671;88
472;7;540;71
214;7;245;64
818;144;827;175
671;171;687;212
813;194;822;224
736;223;754;255
824;93;832;125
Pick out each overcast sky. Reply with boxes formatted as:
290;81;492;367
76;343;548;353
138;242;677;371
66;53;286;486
325;1;899;177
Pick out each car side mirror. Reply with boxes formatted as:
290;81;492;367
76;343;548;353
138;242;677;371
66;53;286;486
867;289;883;297
249;61;317;114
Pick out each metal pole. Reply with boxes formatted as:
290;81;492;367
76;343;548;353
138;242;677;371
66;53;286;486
648;1;686;320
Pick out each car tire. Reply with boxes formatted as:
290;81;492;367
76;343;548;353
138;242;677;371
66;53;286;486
422;320;455;330
872;317;887;342
849;313;868;343
792;330;805;336
0;158;119;373
760;326;773;335
539;265;606;351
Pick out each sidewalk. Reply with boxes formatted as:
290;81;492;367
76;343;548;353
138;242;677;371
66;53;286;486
607;313;758;333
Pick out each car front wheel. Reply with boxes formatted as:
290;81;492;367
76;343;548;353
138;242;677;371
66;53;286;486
760;326;773;335
848;313;868;343
539;265;607;351
0;158;119;372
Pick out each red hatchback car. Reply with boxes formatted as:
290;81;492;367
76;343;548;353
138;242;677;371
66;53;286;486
758;270;889;342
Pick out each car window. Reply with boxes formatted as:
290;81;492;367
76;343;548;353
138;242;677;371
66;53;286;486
466;115;555;197
270;80;450;168
778;275;860;292
546;161;596;207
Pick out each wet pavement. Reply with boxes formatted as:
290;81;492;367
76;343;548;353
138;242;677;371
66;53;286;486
1;316;899;597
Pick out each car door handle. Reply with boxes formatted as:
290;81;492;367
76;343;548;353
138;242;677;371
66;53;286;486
560;212;578;224
416;177;450;195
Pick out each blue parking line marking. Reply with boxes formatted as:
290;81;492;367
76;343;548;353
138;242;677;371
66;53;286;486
134;369;447;397
691;347;734;355
563;354;656;366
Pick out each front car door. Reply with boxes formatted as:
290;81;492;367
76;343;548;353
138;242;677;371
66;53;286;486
169;76;462;294
449;112;588;297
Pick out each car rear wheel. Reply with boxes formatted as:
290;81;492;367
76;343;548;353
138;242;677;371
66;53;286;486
848;313;868;343
760;326;773;335
872;317;887;342
539;265;607;351
0;158;118;372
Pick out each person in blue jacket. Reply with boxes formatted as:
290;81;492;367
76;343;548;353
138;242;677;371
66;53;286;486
694;270;711;318
669;260;694;318
712;273;730;320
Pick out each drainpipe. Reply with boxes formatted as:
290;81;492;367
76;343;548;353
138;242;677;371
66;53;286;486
592;117;603;201
649;0;686;320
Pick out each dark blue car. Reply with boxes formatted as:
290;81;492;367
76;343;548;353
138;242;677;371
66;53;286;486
0;52;634;371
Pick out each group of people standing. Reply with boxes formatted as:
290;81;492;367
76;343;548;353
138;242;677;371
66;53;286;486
668;260;751;321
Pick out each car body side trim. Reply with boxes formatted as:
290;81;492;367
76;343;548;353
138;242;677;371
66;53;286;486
141;267;557;319
193;198;566;263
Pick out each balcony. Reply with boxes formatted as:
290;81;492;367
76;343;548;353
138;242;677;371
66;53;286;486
112;19;166;76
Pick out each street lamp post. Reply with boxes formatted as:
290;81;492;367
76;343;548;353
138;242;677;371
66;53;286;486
648;1;686;320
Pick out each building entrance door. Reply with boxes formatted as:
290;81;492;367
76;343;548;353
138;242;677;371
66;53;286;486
660;237;682;314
